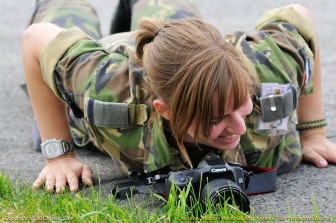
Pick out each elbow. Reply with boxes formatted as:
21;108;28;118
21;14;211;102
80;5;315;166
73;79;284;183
21;24;37;62
22;23;63;60
22;23;42;47
22;24;44;60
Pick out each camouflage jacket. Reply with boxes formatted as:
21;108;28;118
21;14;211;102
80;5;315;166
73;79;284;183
40;4;316;174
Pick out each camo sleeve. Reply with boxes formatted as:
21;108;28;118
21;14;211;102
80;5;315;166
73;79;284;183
255;5;318;95
40;28;131;112
255;5;318;56
224;5;318;172
40;28;155;172
40;28;91;100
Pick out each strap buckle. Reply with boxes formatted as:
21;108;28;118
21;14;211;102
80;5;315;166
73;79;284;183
145;174;167;185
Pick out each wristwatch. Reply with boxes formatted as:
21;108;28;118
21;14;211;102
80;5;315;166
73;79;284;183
41;138;75;159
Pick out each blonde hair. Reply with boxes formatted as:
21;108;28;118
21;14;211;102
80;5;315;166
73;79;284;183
135;17;256;168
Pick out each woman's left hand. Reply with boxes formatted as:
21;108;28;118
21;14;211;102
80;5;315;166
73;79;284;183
300;129;336;168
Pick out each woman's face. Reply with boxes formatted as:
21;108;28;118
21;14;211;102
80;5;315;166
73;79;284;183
184;91;253;150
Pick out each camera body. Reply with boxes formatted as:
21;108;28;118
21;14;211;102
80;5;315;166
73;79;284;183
165;155;250;213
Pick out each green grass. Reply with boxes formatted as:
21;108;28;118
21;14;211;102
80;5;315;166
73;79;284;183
0;171;334;223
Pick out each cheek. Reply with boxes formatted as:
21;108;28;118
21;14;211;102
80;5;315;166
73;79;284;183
186;122;196;138
188;122;222;140
244;98;253;115
207;124;224;139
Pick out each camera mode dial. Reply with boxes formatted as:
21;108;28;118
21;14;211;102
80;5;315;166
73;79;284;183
173;173;190;187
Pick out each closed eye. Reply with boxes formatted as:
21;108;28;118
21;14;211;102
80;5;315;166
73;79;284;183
210;117;220;124
211;114;229;124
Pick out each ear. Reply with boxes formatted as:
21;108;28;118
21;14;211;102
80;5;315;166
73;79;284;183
153;99;170;120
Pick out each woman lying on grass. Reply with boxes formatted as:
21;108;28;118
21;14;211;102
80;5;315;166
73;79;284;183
22;0;336;195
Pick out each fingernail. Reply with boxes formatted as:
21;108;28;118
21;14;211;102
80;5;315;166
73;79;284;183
319;160;328;167
70;185;78;191
82;177;92;185
86;178;92;185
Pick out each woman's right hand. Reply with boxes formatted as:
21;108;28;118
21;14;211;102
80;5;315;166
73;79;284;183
33;152;93;193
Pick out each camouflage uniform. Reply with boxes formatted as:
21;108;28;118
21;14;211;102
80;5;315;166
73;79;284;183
32;0;316;175
224;6;316;174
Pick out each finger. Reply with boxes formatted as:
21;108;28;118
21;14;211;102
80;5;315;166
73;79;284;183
45;176;56;192
67;174;79;192
302;146;328;168
321;142;336;164
81;165;93;186
55;176;67;194
33;174;46;189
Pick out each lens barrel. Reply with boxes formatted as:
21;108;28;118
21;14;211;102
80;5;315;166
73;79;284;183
200;178;250;213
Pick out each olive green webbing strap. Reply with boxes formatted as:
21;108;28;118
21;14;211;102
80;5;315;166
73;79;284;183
86;99;148;128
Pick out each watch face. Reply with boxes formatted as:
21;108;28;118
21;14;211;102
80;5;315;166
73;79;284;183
44;142;63;158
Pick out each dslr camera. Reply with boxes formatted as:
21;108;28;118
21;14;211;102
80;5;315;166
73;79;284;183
165;155;250;213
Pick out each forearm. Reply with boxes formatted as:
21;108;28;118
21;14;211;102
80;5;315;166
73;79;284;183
290;4;327;137
296;48;326;137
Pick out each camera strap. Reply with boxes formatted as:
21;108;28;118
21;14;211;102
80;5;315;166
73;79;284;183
111;178;167;199
111;172;168;199
243;165;277;195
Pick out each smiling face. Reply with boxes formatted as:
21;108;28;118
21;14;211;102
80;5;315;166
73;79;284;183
142;18;257;167
184;91;253;150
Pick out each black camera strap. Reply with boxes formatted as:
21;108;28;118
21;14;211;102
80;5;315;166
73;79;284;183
111;178;166;199
243;165;277;195
111;172;168;199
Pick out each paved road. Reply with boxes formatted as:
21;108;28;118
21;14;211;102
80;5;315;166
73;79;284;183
1;0;336;218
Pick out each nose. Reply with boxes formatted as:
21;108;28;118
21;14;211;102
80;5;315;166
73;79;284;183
225;112;246;135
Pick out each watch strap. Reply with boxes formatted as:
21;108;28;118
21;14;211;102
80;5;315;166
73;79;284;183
61;140;75;153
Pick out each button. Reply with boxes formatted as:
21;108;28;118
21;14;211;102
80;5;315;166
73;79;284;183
179;177;186;183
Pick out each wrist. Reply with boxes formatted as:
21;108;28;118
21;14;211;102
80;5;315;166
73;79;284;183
296;118;327;131
41;138;75;159
299;125;326;139
45;150;76;163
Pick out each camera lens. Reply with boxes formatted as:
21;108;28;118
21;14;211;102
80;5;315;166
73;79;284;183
200;178;250;213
